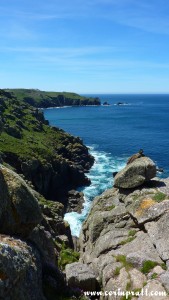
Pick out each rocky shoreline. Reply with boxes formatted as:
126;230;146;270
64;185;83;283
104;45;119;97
0;88;94;299
65;155;169;299
1;88;169;300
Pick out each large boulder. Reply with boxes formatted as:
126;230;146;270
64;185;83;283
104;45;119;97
114;157;156;189
0;165;42;236
65;262;98;291
0;234;45;300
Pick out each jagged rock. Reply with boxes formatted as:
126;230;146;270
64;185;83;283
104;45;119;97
66;190;85;213
29;225;56;265
112;231;163;267
80;179;169;297
91;254;116;278
93;229;130;258
102;262;122;287
0;165;42;236
128;198;169;224
145;212;169;261
65;262;98;291
105;268;130;300
114;157;156;189
0;235;45;300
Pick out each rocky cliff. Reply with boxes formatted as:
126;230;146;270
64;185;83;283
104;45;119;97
0;89;94;204
65;156;169;299
0;88;96;299
2;88;169;300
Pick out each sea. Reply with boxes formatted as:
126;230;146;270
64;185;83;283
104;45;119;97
44;94;169;237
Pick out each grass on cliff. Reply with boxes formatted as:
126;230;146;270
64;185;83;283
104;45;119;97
140;261;158;274
152;192;166;202
0;94;85;163
58;243;80;271
115;255;133;271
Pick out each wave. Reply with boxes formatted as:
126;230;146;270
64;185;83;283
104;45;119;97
64;146;127;237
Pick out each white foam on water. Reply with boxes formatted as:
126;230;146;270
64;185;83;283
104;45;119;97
64;146;127;237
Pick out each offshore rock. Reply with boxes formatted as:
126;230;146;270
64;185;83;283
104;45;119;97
0;165;42;237
114;157;156;189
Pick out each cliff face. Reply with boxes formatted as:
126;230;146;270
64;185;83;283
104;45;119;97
0;163;85;300
0;89;94;203
0;88;96;299
78;157;169;299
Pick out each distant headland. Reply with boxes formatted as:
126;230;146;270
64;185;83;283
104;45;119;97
5;88;101;108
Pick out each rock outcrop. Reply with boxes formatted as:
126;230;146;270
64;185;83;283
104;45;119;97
0;164;79;299
114;156;156;189
0;235;45;300
65;262;97;292
77;159;169;299
0;165;42;236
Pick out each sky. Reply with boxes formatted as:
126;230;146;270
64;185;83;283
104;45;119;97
0;0;169;93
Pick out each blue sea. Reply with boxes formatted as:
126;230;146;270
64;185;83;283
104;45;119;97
44;94;169;236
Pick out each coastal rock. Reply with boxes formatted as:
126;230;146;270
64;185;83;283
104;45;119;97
0;90;94;206
112;231;163;267
0;165;42;237
114;157;156;189
129;268;146;290
0;235;45;300
80;176;169;297
66;190;85;213
145;212;169;261
65;262;98;291
29;225;56;265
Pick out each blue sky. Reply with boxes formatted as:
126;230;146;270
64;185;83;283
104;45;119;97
0;0;169;93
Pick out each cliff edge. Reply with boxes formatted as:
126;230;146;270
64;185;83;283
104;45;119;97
66;155;169;299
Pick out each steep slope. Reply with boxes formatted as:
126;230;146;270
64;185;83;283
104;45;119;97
0;89;94;202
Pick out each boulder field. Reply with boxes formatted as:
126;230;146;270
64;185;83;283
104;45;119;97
65;156;169;299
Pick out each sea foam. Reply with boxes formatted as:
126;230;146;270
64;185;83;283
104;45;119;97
64;146;127;237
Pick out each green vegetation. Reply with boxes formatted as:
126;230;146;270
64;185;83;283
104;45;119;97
153;192;166;202
151;273;158;279
128;230;137;237
120;236;136;246
114;266;121;276
105;204;115;211
161;263;167;270
140;261;158;274
5;88;101;108
58;243;80;271
115;255;133;271
0;89;93;199
132;194;140;200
